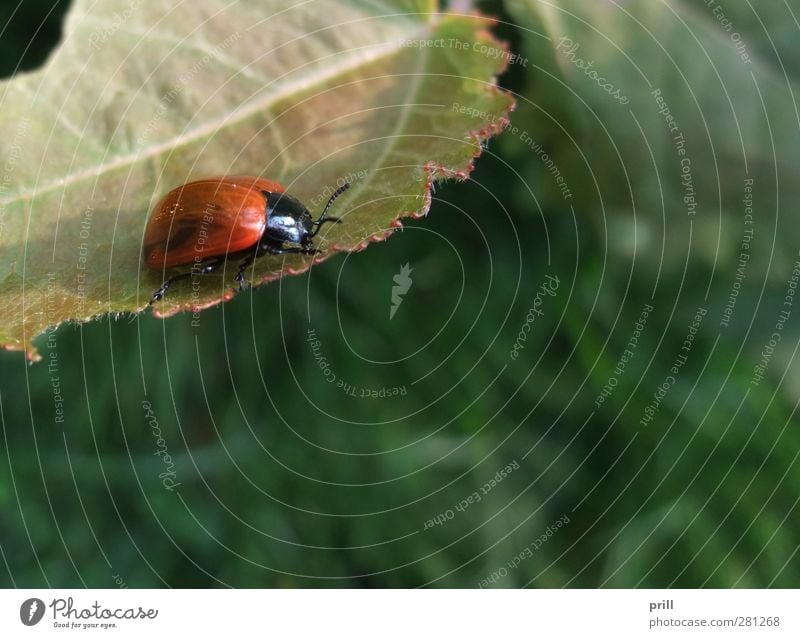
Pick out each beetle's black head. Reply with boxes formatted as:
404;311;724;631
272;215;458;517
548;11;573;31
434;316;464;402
264;192;314;247
263;183;350;249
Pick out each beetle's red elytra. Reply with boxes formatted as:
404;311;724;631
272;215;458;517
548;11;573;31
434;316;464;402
143;175;349;304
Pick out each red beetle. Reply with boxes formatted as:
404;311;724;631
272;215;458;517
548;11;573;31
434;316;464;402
143;175;349;303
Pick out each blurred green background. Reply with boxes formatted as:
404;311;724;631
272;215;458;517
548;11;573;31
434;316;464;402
1;0;799;587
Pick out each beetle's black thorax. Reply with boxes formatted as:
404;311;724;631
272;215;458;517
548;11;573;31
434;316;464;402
263;191;313;246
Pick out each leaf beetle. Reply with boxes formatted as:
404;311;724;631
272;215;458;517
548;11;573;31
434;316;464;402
142;176;349;303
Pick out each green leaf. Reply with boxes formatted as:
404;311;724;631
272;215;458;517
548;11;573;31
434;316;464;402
0;0;514;360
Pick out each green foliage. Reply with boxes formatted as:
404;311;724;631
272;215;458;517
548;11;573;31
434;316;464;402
1;0;799;589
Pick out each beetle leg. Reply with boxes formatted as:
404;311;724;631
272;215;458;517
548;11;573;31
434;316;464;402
234;255;255;291
196;256;226;276
150;273;190;304
233;242;320;291
233;242;282;290
149;256;225;304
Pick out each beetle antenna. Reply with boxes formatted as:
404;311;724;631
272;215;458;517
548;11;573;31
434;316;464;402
311;182;350;237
